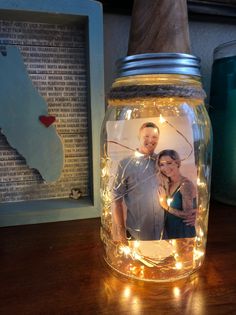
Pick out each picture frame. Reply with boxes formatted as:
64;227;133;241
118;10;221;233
0;0;104;226
106;117;197;241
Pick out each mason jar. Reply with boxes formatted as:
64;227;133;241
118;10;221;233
100;53;212;282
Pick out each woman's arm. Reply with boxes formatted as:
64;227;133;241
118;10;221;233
168;179;196;222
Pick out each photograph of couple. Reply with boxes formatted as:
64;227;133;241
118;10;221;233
108;119;197;243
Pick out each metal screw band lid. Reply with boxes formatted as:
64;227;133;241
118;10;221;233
116;53;201;77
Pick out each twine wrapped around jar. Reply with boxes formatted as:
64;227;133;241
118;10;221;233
109;84;206;100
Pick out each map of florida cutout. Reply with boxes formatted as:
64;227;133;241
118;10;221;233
0;46;64;183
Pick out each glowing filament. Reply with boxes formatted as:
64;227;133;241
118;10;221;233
120;245;131;256
197;178;206;188
173;287;181;298
194;249;204;260
134;150;144;158
175;262;183;270
125;109;132;120
123;286;131;298
159;114;166;124
167;198;173;206
174;252;179;259
199;228;204;237
101;166;109;178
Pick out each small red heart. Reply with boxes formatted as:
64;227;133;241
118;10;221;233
39;115;56;127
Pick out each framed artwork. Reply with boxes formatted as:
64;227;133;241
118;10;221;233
0;0;104;226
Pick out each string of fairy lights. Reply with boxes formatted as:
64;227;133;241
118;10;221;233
100;108;208;279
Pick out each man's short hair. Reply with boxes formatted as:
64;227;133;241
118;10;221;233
139;122;160;135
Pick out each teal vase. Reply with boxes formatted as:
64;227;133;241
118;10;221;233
210;41;236;205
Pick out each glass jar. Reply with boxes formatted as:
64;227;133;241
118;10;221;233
210;41;236;205
100;53;212;282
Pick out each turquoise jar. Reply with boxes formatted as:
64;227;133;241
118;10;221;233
210;41;236;205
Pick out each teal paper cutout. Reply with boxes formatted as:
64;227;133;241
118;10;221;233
0;46;64;182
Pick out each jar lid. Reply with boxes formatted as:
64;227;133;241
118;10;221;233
213;40;236;61
116;53;201;77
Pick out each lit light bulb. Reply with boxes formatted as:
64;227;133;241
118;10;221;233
167;197;173;206
199;228;204;237
169;239;177;246
123;286;131;298
101;166;109;177
159;114;166;124
134;150;144;158
174;252;179;259
125;109;132;120
194;248;204;260
120;245;131;256
173;286;181;298
175;262;183;270
197;178;206;188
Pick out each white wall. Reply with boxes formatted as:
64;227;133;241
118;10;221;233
104;13;236;105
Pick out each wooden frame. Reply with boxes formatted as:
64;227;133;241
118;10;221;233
0;0;104;226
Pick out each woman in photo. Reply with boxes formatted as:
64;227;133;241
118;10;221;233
157;149;196;239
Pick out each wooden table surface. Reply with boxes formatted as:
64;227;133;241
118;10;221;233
1;200;236;315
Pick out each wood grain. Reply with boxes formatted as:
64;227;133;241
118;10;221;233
128;0;191;55
0;200;236;314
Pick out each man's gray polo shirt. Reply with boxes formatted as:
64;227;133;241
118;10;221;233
113;153;164;240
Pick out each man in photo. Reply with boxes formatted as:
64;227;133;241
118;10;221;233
112;122;164;243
